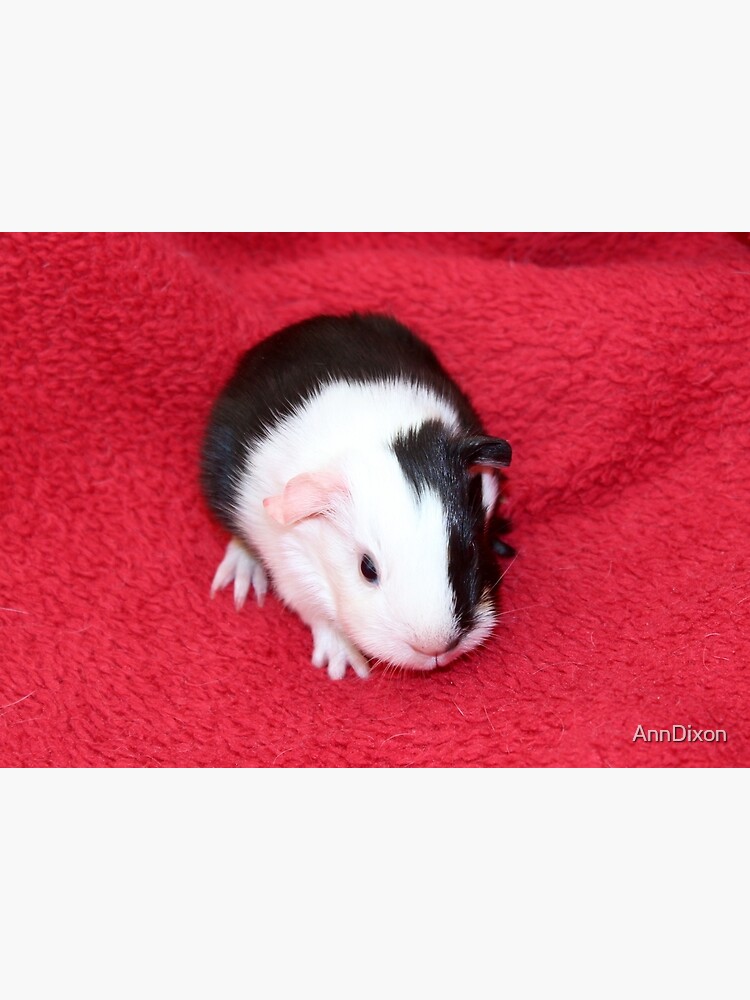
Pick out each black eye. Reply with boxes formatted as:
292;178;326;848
360;553;379;584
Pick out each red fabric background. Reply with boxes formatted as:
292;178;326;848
2;232;748;766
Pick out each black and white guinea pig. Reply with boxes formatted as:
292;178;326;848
201;312;512;680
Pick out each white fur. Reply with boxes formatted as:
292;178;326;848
216;379;497;678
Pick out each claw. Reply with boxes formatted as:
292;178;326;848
311;623;370;679
210;538;268;609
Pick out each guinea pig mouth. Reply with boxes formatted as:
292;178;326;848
408;637;461;659
398;604;496;671
401;643;465;672
367;618;494;673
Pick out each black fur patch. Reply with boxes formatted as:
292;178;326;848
392;420;494;634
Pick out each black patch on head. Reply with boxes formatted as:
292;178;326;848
392;420;496;634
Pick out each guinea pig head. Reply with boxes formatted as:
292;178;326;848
263;428;511;672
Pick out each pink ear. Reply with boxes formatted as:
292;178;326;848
263;471;348;525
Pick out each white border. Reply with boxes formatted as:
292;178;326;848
2;770;746;997
1;5;746;229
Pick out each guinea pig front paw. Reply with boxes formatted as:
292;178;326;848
310;623;370;680
210;537;268;610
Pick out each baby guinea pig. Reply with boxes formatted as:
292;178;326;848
200;312;512;679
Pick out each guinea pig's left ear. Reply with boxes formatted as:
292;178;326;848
460;436;512;473
263;470;349;526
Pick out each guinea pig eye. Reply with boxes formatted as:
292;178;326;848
360;553;379;584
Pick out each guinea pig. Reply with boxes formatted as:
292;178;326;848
200;312;512;679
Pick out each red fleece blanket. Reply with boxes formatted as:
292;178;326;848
2;232;748;767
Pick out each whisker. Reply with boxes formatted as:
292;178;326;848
496;603;545;617
494;553;519;587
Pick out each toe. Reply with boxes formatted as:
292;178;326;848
327;655;347;681
210;558;235;597
252;565;268;606
233;566;251;610
350;653;370;679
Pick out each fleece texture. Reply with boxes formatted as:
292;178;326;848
2;232;748;767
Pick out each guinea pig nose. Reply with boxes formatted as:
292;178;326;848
411;636;460;657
